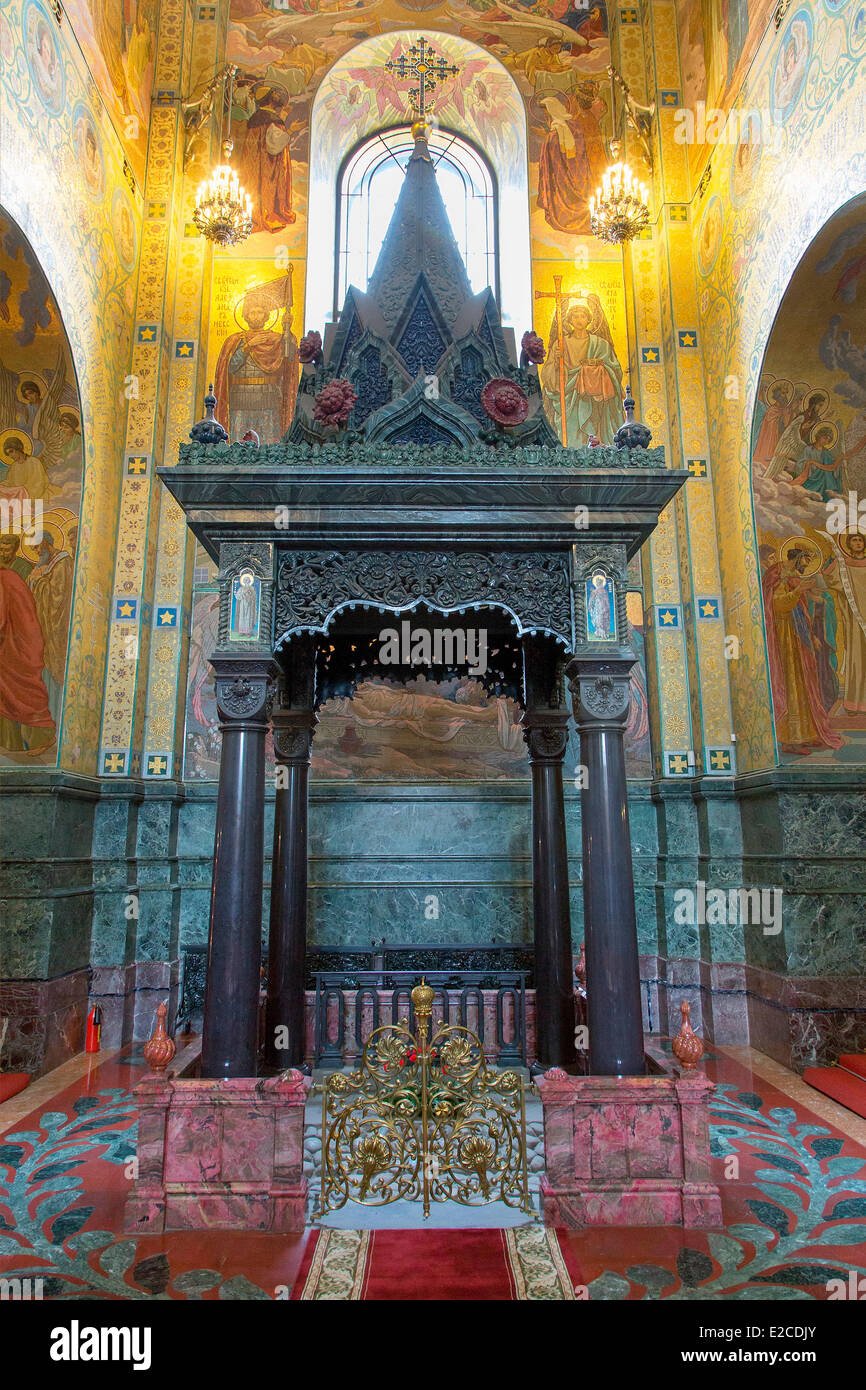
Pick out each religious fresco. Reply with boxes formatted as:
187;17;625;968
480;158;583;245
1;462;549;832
182;590;653;781
536;284;625;447
694;0;866;771
219;0;628;449
0;217;83;764
676;0;777;184
62;0;158;187
208;263;299;444
0;0;140;772
751;198;866;763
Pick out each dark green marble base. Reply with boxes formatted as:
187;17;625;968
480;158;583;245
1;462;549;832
2;765;863;1075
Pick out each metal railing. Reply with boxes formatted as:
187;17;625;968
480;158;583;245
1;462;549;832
312;969;529;1068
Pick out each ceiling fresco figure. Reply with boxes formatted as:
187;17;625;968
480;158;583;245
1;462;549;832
535;79;608;235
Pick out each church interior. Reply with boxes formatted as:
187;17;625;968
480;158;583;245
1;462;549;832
1;0;866;1325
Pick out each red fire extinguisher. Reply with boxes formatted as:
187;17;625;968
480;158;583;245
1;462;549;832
85;1005;102;1054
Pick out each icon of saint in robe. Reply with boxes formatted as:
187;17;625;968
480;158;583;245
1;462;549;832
0;538;56;756
233;78;302;234
824;530;866;716
230;571;260;642
586;571;615;641
540;294;624;447
762;539;843;752
752;378;795;466
23;511;75;721
535;81;609;236
213;273;299;443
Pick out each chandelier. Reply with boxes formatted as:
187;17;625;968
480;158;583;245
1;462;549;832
589;66;653;245
190;65;253;246
589;162;650;245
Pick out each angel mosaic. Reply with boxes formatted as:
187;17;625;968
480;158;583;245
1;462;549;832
538;293;623;447
0;346;70;504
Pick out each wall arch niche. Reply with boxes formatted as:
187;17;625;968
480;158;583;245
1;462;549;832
305;30;531;336
750;193;866;766
0;210;84;767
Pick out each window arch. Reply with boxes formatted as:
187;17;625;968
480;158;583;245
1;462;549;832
336;126;498;314
305;30;531;337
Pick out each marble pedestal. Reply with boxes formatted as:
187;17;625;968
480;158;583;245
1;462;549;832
125;1072;308;1233
538;1057;722;1229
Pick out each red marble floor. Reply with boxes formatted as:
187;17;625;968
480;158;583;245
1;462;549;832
1;1045;865;1300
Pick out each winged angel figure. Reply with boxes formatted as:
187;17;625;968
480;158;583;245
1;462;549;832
0;345;67;501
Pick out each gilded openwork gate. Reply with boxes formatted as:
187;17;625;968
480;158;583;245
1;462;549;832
317;980;532;1218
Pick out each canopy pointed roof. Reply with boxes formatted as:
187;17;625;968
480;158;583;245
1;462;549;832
365;124;474;331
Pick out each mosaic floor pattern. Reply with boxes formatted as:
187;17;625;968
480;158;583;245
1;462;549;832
1;1050;864;1300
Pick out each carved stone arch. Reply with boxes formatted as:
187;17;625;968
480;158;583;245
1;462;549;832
364;373;479;447
389;272;454;378
343;329;411;426
327;287;367;376
441;332;503;424
476;288;514;366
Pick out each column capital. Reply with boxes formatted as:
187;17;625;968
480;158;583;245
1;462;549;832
521;708;571;764
566;655;636;729
212;656;280;726
272;708;318;765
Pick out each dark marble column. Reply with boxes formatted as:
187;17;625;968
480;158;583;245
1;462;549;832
264;641;317;1072
566;656;644;1076
201;662;277;1079
522;638;576;1070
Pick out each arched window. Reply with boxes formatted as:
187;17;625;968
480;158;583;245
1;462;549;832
306;30;531;335
336;126;497;315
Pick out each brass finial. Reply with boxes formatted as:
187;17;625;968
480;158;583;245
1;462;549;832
411;976;434;1015
411;976;434;1045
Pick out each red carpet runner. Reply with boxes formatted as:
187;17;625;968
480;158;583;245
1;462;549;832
292;1226;583;1300
804;1055;866;1119
839;1053;866;1081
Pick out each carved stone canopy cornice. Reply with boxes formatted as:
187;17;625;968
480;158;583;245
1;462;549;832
176;438;668;472
275;549;574;649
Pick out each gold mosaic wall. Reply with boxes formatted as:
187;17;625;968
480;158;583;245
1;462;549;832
5;0;863;780
0;0;143;772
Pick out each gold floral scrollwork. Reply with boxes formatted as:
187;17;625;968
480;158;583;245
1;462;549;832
318;990;532;1220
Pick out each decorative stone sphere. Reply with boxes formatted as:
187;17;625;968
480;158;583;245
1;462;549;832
481;377;529;426
298;330;323;364
313;378;357;428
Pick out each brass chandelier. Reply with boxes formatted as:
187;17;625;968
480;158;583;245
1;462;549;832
589;161;650;244
590;66;653;245
191;64;253;247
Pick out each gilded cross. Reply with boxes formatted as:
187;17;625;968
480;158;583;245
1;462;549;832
386;37;458;121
